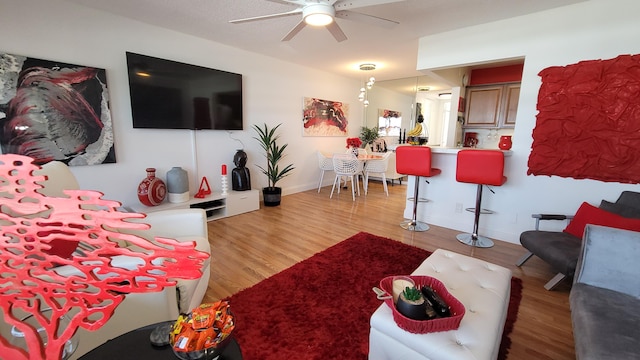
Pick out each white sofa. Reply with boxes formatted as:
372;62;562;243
32;161;211;358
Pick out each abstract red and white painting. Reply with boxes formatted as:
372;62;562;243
0;52;116;166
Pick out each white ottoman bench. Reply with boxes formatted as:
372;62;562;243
369;249;512;360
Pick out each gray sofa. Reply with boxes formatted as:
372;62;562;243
570;224;640;359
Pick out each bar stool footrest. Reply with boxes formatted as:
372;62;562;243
464;207;494;214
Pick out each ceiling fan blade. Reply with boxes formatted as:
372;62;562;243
265;0;307;6
336;10;399;29
326;21;347;42
334;0;405;11
229;8;302;24
281;20;307;41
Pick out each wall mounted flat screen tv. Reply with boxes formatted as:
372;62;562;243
126;52;243;130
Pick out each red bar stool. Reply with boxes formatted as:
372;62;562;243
395;146;441;231
455;149;507;247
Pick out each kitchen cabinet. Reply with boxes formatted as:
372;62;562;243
502;84;520;126
464;83;520;128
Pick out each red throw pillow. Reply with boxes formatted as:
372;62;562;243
564;202;640;238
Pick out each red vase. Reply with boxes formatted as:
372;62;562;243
137;168;166;206
499;135;513;150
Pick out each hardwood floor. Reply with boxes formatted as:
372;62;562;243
204;181;575;359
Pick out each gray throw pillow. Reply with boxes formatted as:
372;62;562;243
599;200;640;219
616;191;640;208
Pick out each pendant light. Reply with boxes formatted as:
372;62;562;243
358;63;376;107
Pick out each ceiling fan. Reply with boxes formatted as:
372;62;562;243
229;0;404;42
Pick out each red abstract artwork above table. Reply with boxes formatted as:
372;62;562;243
302;97;349;136
0;154;208;359
528;54;640;183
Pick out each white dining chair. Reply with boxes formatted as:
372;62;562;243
364;152;391;196
316;151;334;193
331;153;364;201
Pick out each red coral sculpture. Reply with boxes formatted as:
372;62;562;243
0;154;209;359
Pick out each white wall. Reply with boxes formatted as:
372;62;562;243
0;0;363;207
413;0;640;244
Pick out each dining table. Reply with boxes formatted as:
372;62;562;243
357;154;383;161
330;152;383;195
322;151;382;161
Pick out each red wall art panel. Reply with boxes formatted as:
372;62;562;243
528;54;640;183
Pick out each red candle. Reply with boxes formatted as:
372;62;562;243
221;164;227;175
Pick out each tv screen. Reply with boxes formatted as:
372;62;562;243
126;52;243;130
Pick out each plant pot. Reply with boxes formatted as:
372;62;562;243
262;187;282;207
396;292;427;320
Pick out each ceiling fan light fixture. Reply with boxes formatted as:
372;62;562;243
304;13;333;26
359;63;376;71
303;4;335;26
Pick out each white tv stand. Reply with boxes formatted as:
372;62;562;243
128;189;259;221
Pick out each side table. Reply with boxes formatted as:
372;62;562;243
78;321;242;360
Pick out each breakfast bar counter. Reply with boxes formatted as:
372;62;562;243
388;144;513;156
387;144;515;243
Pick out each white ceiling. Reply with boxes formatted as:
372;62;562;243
63;0;584;83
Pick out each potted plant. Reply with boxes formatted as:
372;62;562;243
252;123;295;206
359;126;379;151
396;286;428;320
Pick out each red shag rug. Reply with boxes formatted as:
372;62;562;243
225;232;522;360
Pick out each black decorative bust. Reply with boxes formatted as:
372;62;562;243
232;149;251;191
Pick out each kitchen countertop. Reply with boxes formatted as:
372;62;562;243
387;144;513;156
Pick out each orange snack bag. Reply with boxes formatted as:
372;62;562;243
197;327;216;350
173;326;198;352
192;303;218;330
